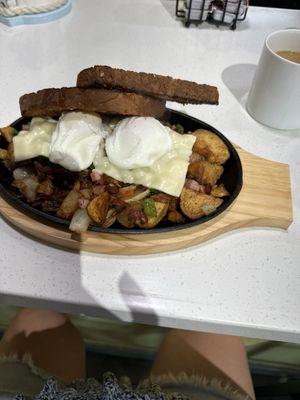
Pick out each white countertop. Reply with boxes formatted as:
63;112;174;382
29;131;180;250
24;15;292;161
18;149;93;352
0;0;300;343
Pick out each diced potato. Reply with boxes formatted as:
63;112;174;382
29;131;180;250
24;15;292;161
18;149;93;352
168;197;178;212
6;143;15;168
180;187;223;220
0;126;16;143
167;210;185;224
211;184;230;198
36;178;54;197
136;201;169;229
188;160;223;186
69;208;91;234
0;149;7;160
193;129;230;165
73;181;81;191
57;184;80;219
79;188;92;200
116;203;137;228
87;192;110;224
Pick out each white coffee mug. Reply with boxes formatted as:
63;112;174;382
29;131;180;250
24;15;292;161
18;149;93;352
246;29;300;130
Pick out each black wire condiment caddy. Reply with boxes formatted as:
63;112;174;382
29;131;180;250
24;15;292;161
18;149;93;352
176;0;249;30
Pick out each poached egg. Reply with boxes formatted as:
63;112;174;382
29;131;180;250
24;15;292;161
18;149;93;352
93;117;196;197
105;117;172;169
49;112;105;171
13;113;195;197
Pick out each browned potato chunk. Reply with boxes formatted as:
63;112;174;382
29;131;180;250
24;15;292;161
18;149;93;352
36;178;54;197
167;210;185;224
116;203;138;228
169;197;178;211
87;192;110;224
211;184;230;198
79;188;92;200
57;184;80;219
188;160;223;186
0;149;7;160
0;126;15;143
193;129;230;165
136;201;169;229
6;143;15;168
180;188;223;220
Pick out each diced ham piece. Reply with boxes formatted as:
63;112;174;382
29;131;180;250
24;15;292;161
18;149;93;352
90;170;102;182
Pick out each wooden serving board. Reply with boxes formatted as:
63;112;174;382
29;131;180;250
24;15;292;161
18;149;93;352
0;146;293;255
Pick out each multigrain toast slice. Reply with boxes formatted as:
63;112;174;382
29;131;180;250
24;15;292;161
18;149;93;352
77;65;219;105
20;87;166;118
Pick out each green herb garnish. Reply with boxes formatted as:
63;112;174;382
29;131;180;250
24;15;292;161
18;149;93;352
143;198;157;218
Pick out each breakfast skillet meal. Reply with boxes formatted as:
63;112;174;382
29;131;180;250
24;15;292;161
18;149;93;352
0;66;232;233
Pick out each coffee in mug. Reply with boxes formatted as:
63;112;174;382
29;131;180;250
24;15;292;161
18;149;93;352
246;29;300;130
276;50;300;64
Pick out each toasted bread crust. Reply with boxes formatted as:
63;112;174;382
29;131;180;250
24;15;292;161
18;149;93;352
19;87;166;118
77;66;219;105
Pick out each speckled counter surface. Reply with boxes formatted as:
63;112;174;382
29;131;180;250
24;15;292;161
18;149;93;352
0;0;299;343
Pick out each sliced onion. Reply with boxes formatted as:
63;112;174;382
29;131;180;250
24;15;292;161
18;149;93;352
185;179;201;192
13;177;39;202
23;178;39;202
69;208;91;234
13;167;34;181
106;208;117;219
90;170;102;182
125;189;150;203
101;209;117;228
102;215;116;228
78;198;90;209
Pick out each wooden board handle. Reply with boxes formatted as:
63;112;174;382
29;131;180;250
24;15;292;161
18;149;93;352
234;146;292;230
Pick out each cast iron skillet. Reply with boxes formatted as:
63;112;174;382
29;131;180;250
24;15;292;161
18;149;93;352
0;109;243;234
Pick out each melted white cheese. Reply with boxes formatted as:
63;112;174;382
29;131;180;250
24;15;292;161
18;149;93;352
49;112;104;172
93;130;196;197
13;117;57;162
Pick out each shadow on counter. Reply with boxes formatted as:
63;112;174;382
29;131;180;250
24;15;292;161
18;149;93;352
0;214;158;327
0;218;159;327
221;63;256;107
